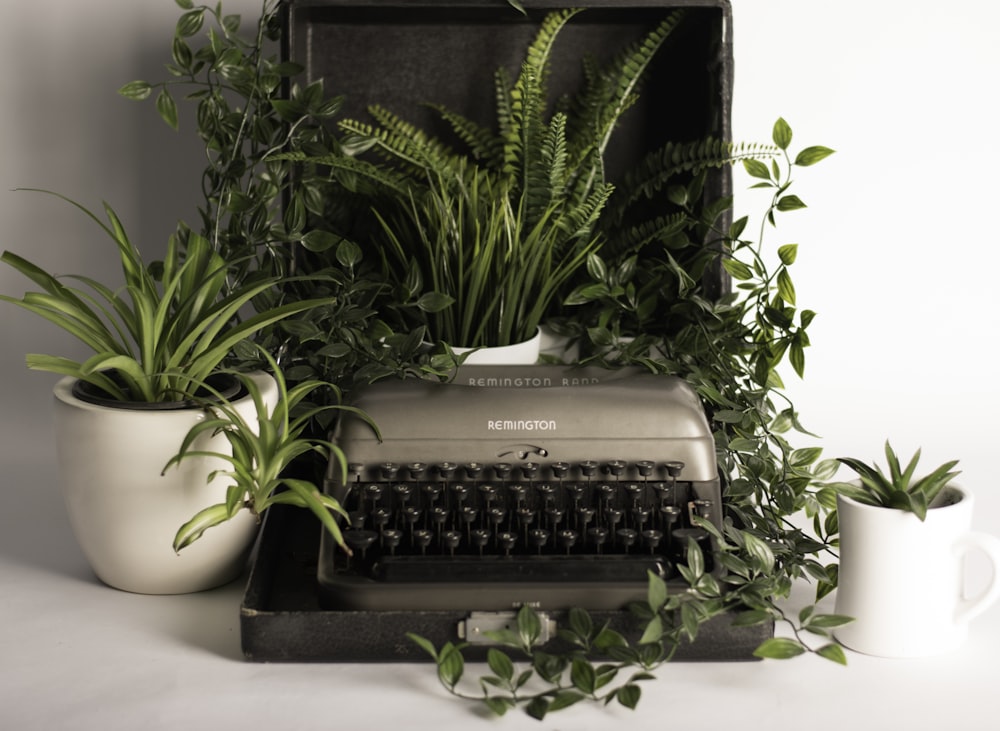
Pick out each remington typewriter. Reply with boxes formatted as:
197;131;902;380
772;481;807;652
317;365;723;613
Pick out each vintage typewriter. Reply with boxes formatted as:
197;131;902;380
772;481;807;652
317;365;723;614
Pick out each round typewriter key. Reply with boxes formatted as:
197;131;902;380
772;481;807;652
587;526;609;553
450;483;469;505
617;528;638;552
382;528;402;555
492;462;513;480
529;528;550;553
498;531;517;556
665;461;685;478
470;528;491;555
635;460;655;478
625;483;644;506
379;462;400;480
464;462;484;480
558;529;578;554
436;462;458;480
550;461;570;479
579;460;598;478
443;530;462;556
545;507;565;530
372;507;391;531
642;529;664;554
520;462;539;480
406;462;427;480
344;529;378;559
421;483;442;504
603;460;626;477
413;529;433;554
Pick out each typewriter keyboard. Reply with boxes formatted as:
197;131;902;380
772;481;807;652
329;460;717;586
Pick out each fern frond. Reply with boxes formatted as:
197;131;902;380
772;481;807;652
618;138;780;209
427;103;501;164
276;149;413;198
565;10;687;164
339;105;461;179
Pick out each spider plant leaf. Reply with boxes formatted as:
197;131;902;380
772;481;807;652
172;502;239;553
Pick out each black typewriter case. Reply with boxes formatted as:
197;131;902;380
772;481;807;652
240;0;774;662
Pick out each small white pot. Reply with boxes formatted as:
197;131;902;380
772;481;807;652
834;485;1000;657
451;328;542;365
52;371;278;594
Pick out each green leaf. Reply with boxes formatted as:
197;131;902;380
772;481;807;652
567;607;593;642
437;643;465;689
795;145;835;166
176;8;205;37
743;158;771;180
406;633;438;661
487;648;514;682
570;658;597;694
778;243;798;265
776;269;796;305
753;638;806;660
776;194;807;212
816;643;848;665
772;118;793;150
301;230;340;252
721;257;753;281
639;614;664;645
336;239;362;268
118;80;153;100
484;697;513;716
646;570;668;612
156;89;179;130
517;605;542;647
415;291;455;314
616;684;642;710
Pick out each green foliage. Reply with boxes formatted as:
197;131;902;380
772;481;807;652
164;348;369;552
121;0;448;397
0;190;322;403
303;8;693;349
410;545;849;719
832;441;960;521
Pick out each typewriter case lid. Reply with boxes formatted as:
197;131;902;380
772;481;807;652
284;0;734;300
334;367;719;483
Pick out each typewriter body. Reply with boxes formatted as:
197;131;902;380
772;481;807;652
317;366;723;613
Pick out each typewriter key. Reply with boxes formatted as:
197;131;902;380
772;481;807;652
382;528;402;555
635;460;655;478
558;529;579;554
498;531;517;557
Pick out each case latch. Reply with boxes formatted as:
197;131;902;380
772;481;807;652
457;610;556;645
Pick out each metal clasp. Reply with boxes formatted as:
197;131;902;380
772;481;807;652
457;610;556;645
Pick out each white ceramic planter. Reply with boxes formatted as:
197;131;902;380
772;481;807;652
834;485;1000;657
452;328;542;365
52;371;278;594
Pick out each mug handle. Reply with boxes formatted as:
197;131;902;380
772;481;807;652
955;532;1000;625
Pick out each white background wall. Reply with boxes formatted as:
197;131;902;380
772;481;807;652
2;0;998;526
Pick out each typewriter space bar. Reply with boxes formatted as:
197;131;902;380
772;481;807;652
375;554;669;583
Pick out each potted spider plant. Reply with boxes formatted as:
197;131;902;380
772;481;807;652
830;442;1000;657
0;190;326;594
164;348;371;560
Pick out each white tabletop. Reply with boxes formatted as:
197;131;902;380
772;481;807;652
2;415;998;731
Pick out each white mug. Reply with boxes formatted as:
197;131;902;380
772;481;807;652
834;485;1000;657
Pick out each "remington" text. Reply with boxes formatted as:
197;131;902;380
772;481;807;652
486;419;557;431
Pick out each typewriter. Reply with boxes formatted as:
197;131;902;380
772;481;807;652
317;365;723;613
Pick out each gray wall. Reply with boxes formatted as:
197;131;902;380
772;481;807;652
2;1;999;522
